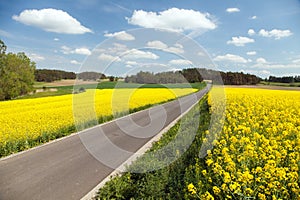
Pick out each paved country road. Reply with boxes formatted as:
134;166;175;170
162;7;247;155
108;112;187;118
0;85;211;200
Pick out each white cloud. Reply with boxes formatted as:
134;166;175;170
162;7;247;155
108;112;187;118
292;58;300;63
125;65;133;68
74;48;91;55
167;46;184;54
250;15;257;20
126;61;138;65
53;38;59;41
174;43;183;49
61;46;71;54
256;57;267;64
95;43;130;56
226;8;240;13
146;40;184;54
258;29;292;40
98;53;121;62
12;8;92;34
227;36;255;46
147;40;168;49
168;59;193;65
124;49;159;60
104;31;135;41
247;51;257;56
250;57;300;70
248;29;255;36
214;54;248;63
28;53;45;61
70;60;81;65
61;46;91;55
126;8;217;32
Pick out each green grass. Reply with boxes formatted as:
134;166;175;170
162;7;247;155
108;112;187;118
259;81;300;87
17;81;206;100
33;81;48;87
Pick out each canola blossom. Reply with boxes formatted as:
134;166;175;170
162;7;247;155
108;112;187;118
0;88;196;155
193;88;300;199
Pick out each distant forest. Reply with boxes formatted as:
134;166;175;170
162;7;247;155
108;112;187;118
125;68;261;85
267;76;300;83
35;70;106;82
35;69;76;82
77;71;106;81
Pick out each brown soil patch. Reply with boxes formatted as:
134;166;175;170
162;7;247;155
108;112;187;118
44;79;98;87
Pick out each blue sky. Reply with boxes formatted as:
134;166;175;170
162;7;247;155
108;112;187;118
1;0;300;78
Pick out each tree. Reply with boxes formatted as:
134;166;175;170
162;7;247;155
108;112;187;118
0;40;36;100
109;76;115;82
0;40;6;55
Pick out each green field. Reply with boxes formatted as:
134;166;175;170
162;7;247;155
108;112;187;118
259;81;300;87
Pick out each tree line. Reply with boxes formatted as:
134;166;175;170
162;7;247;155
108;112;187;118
35;70;108;82
125;68;260;85
35;69;76;82
267;76;300;83
77;71;106;81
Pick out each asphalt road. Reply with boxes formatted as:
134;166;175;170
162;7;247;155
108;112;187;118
0;85;210;200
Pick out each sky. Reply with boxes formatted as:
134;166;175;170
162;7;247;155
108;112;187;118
0;0;300;78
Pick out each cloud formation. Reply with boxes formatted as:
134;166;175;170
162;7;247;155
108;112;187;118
28;53;45;61
70;60;81;65
104;31;135;41
146;40;184;54
227;36;254;46
124;49;159;60
61;46;91;55
247;51;257;55
226;8;240;13
126;8;216;32
12;8;92;34
256;57;267;64
168;59;193;65
214;54;248;63
248;29;255;36
258;29;292;40
98;53;121;62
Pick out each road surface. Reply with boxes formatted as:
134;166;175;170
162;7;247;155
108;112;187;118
0;85;210;200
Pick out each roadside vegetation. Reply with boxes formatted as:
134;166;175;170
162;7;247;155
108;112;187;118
96;88;300;199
